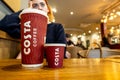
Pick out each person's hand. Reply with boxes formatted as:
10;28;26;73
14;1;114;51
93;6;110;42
66;51;71;59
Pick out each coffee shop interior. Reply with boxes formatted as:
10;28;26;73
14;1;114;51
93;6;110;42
0;0;120;59
1;0;120;80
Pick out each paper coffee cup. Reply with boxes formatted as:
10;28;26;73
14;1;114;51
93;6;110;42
20;8;48;68
44;43;66;68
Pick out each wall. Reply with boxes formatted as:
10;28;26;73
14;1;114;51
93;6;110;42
3;0;21;12
20;0;28;9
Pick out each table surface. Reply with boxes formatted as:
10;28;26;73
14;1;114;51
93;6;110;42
0;58;120;80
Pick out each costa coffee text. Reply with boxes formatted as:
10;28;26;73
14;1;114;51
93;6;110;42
23;21;37;55
55;48;60;66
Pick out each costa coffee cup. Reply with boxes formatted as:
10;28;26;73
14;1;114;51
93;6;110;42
20;8;48;68
44;43;66;68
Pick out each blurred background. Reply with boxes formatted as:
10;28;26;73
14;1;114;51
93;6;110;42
0;0;120;48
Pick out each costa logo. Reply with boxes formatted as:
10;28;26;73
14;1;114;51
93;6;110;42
23;21;31;55
54;48;60;66
23;21;38;55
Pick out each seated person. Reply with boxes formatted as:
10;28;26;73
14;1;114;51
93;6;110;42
0;0;69;59
76;38;86;50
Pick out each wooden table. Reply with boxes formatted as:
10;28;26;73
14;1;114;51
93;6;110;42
0;58;120;80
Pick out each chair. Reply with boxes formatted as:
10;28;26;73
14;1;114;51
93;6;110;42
66;46;83;58
77;42;103;58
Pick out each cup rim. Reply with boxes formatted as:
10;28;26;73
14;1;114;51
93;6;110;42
44;43;66;47
19;8;48;18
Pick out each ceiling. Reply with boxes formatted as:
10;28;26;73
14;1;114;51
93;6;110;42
48;0;120;35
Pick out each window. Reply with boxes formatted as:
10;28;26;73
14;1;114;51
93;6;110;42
0;0;13;20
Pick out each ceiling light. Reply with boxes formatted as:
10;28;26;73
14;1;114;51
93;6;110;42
101;1;120;23
88;30;91;33
96;27;99;30
83;33;86;36
104;19;107;23
101;18;107;23
70;12;74;15
101;19;104;23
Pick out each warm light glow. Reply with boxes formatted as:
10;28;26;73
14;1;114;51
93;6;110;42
70;12;74;15
52;19;55;22
101;19;107;23
101;3;120;44
77;35;82;38
88;30;91;33
116;11;120;16
99;31;101;34
114;14;117;18
52;8;57;13
91;33;100;44
92;34;99;40
81;36;86;41
104;19;107;23
96;27;99;30
83;33;86;36
101;19;104;22
70;34;73;36
112;27;115;30
101;5;120;22
110;28;114;34
112;9;116;12
110;13;114;16
103;15;106;18
109;16;114;20
117;29;120;34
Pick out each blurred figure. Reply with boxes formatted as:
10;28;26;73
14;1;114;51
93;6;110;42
102;34;112;47
65;33;75;58
66;33;75;47
76;38;86;50
86;39;90;49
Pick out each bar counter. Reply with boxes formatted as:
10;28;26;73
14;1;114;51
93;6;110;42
0;58;120;80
